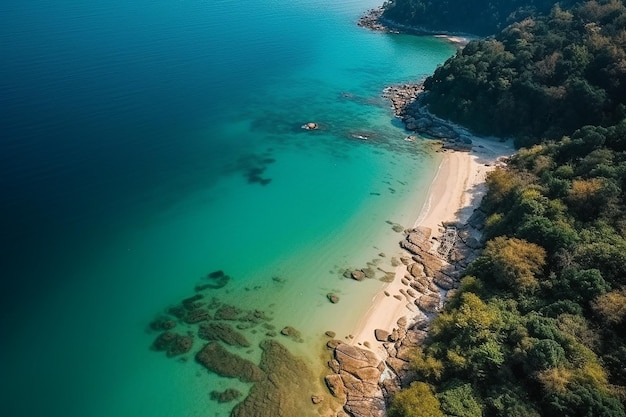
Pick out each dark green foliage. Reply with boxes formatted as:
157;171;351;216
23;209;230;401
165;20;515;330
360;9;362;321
543;382;625;417
419;1;626;143
390;118;626;416
382;0;570;36
437;381;483;417
384;2;626;416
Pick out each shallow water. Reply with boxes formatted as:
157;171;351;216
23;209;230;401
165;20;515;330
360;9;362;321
0;0;455;415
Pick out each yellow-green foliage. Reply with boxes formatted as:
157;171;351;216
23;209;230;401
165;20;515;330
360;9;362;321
388;382;444;417
410;347;444;381
592;287;626;325
483;236;547;293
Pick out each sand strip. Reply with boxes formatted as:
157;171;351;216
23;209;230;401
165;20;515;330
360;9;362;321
349;136;513;358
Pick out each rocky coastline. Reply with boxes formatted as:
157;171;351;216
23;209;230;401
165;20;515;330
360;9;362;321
383;82;475;152
323;209;488;417
358;7;471;47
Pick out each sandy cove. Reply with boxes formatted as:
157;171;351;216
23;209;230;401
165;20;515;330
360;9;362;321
348;136;514;358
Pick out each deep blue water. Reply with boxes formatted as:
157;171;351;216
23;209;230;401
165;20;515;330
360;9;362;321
0;1;455;415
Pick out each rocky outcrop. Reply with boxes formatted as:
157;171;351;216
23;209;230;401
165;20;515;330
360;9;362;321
210;388;242;403
198;322;251;347
196;342;264;382
382;83;475;151
325;343;386;417
231;340;320;417
326;207;489;416
152;331;194;357
280;326;304;343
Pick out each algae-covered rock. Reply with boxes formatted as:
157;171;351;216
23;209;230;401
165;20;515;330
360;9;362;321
231;340;319;417
198;322;251;347
214;304;241;320
152;331;194;357
195;342;264;382
210;388;242;403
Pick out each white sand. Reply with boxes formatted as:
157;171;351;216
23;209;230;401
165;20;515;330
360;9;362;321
349;136;514;358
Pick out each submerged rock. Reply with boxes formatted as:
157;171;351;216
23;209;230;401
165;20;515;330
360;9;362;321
231;340;319;417
198;322;251;347
210;388;242;403
196;342;264;382
280;326;303;343
351;270;366;281
327;293;340;304
152;331;194;357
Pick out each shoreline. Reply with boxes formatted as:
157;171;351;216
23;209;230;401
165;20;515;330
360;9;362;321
347;136;514;357
358;7;474;47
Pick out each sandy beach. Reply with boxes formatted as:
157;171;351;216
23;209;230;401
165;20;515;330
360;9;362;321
349;136;514;358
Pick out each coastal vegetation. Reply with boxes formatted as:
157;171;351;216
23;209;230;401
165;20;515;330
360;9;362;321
391;119;626;416
382;0;574;35
382;0;626;416
420;0;626;146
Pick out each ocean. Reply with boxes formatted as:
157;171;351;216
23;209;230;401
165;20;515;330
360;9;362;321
0;0;455;415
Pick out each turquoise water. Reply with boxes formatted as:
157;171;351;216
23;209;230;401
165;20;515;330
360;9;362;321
0;0;455;415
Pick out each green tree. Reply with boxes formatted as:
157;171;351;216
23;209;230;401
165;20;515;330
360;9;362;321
482;236;547;294
388;382;444;417
437;382;483;417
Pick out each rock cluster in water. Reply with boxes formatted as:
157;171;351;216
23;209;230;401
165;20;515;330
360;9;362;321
147;268;329;416
324;209;488;417
383;84;474;152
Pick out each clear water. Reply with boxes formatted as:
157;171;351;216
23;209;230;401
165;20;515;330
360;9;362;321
0;0;455;415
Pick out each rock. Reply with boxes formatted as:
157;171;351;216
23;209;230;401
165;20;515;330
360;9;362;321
210;388;242;403
196;342;264;382
389;328;400;342
351;270;366;281
379;271;395;283
311;395;323;404
182;294;204;310
149;316;176;331
374;329;390;342
198;322;251;347
153;331;177;351
302;122;318;130
465;237;482;249
407;262;425;278
153;331;193;357
214;304;241;320
416;293;441;314
433;274;456;290
327;339;343;349
397;316;408;328
327;293;340;304
200;271;230;289
325;330;336;338
328;359;341;373
325;374;346;399
363;267;376;278
167;334;193;357
386;357;409;376
232;340;318;417
280;326;303;342
184;308;211;324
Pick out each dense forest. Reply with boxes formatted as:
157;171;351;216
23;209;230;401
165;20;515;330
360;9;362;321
421;0;626;146
381;0;573;35
384;0;626;416
390;120;626;416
